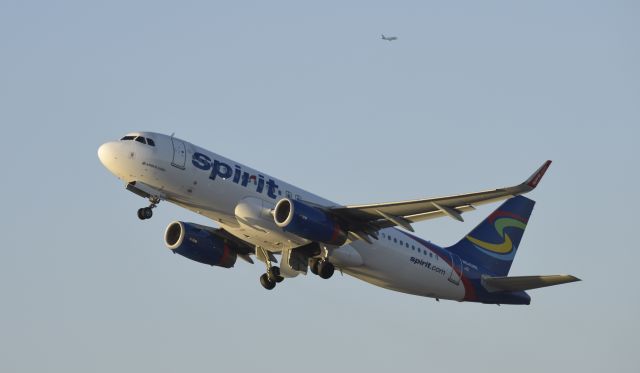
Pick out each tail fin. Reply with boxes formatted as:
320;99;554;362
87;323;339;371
447;196;535;276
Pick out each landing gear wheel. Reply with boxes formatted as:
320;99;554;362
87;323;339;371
138;197;160;220
260;273;276;290
142;207;153;219
137;207;153;220
269;266;284;283
318;261;335;279
310;259;320;275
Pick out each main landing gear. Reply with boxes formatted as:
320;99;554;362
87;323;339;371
260;266;284;290
309;258;335;279
137;197;161;220
257;248;335;290
259;250;284;290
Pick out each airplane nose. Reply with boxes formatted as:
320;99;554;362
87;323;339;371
98;142;118;171
98;142;109;166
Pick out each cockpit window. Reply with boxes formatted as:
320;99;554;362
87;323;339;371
121;135;155;147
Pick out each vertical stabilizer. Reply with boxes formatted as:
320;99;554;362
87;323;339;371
447;196;535;276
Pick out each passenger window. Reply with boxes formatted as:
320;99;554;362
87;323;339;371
406;243;409;248
388;236;391;240
393;238;397;243
411;245;415;250
135;136;146;144
399;240;403;245
147;138;155;146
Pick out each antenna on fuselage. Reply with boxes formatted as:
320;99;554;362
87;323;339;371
170;132;175;138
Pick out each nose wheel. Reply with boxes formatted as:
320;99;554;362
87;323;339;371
137;197;161;220
137;207;153;220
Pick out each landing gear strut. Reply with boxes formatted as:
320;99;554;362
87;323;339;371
137;197;160;220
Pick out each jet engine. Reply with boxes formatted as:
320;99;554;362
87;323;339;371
164;221;237;268
273;198;347;245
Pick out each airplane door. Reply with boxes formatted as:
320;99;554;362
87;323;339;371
448;253;463;285
170;137;186;169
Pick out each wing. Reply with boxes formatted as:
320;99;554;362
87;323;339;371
329;161;552;242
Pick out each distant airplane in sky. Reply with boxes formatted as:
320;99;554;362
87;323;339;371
381;34;398;41
98;132;580;304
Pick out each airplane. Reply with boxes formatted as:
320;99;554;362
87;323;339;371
381;34;397;41
98;132;580;305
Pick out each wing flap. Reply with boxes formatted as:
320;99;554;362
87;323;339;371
482;275;581;293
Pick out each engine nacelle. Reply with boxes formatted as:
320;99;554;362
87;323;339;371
273;198;347;245
164;221;237;268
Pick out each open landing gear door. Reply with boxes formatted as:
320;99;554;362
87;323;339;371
279;247;309;278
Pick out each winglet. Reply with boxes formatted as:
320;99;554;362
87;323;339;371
524;160;552;189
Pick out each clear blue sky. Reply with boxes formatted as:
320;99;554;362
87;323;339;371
1;1;638;372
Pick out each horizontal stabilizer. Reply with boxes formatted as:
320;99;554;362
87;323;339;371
482;274;580;292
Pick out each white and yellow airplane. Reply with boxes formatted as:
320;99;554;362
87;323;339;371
98;132;579;304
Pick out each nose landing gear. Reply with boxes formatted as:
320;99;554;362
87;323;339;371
137;197;161;220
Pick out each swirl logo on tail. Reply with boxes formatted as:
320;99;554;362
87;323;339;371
466;217;527;255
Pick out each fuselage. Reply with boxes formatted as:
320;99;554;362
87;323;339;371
98;131;530;304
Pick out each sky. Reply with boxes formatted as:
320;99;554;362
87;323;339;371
0;1;638;372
